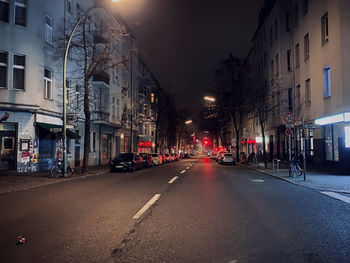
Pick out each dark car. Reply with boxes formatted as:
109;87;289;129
140;153;154;168
110;153;143;172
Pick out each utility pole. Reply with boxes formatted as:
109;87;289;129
129;37;133;153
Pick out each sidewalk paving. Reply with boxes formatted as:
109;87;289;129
0;165;110;194
241;162;350;194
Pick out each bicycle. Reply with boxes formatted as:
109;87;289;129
289;154;303;177
50;160;74;178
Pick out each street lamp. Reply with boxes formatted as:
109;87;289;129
204;96;216;102
62;0;118;177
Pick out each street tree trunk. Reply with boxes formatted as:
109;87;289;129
260;118;268;169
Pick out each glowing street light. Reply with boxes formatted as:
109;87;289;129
185;120;193;125
204;96;216;102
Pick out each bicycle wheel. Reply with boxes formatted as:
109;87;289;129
66;166;74;178
50;165;62;178
296;165;303;177
289;164;296;177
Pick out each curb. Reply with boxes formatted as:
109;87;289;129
239;164;350;195
0;169;110;194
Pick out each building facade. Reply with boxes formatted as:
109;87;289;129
0;0;159;172
249;0;350;172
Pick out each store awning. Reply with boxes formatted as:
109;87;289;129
37;123;80;139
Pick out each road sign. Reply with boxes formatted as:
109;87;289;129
50;128;62;132
303;124;321;129
285;128;293;136
284;113;296;124
285;124;294;128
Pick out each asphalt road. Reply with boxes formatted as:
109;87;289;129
0;157;349;263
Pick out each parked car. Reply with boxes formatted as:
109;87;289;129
151;153;163;165
165;153;172;163
110;153;143;172
183;153;190;159
219;153;235;165
140;153;154;168
173;153;180;161
162;154;167;163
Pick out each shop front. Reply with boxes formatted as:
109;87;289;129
0;123;17;170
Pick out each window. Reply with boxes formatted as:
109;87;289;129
270;60;274;80
325;125;340;162
288;88;293;112
321;13;329;45
287;49;291;72
323;66;331;98
275;54;279;77
295;43;300;68
116;99;120;118
303;0;308;16
13;54;25;90
0;51;8;89
270;27;273;46
66;80;70;104
274;19;278;40
304;33;310;60
0;0;9;22
294;5;298;28
45;15;53;45
286;11;290;32
66;0;72;14
151;93;155;103
144;104;147;115
44;68;52;99
92;132;96;152
112;97;115;117
15;0;26;26
296;84;301;111
305;78;311;106
76;85;80;109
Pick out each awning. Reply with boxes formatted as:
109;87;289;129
37;123;80;139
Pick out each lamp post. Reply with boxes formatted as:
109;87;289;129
62;0;118;177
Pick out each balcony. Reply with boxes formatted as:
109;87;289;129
93;72;110;86
92;110;110;124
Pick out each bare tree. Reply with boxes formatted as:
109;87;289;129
55;12;129;172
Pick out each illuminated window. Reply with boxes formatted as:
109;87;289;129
323;66;331;98
0;51;8;89
44;68;52;99
15;0;26;26
345;126;350;148
0;0;9;22
151;93;155;103
13;54;25;90
321;13;329;45
45;15;53;45
304;33;309;60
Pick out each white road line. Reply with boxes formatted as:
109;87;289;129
132;194;162;219
180;170;186;174
168;176;178;184
186;167;190;169
320;191;350;204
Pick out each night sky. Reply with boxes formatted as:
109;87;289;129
114;0;264;115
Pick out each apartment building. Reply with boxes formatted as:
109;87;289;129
0;0;156;172
249;0;350;172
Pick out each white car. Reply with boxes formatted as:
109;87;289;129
219;153;235;165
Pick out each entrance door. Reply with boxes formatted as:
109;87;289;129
0;135;16;170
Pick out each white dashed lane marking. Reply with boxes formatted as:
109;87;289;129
132;194;161;219
168;176;178;184
180;170;186;174
320;191;350;204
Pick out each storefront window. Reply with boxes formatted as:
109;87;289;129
324;125;333;161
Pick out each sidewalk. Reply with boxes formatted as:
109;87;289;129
241;162;350;194
0;165;110;194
